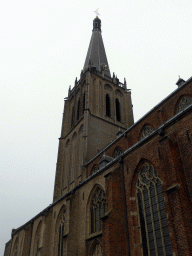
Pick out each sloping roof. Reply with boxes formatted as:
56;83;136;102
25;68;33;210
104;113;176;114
83;17;111;77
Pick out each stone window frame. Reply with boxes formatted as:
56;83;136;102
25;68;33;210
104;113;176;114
65;139;70;148
113;147;123;158
87;185;106;237
115;98;121;122
78;124;84;134
105;93;111;117
33;220;43;256
12;236;19;256
91;165;99;175
55;205;67;256
175;94;192;114
136;162;172;256
90;186;106;234
140;124;154;140
88;239;102;256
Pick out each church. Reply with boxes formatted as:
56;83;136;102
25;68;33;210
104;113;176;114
4;16;192;256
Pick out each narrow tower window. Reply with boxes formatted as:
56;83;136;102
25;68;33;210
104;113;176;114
82;93;85;114
76;98;80;121
115;98;121;122
105;94;111;117
137;163;172;256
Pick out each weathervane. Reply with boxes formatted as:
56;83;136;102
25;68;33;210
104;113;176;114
94;8;100;17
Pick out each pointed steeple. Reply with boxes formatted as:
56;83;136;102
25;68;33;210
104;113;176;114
83;16;111;77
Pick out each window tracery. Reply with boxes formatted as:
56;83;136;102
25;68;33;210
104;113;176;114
90;187;106;234
34;235;40;256
104;84;112;91
92;243;102;256
66;139;70;147
79;124;84;133
115;89;123;97
113;147;123;158
141;125;154;139
136;163;172;256
176;96;192;113
57;210;66;256
91;166;99;175
34;221;42;256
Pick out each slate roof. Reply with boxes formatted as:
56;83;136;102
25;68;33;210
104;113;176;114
83;17;111;77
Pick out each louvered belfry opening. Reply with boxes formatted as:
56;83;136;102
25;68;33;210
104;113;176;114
136;163;172;256
115;98;121;121
105;94;111;117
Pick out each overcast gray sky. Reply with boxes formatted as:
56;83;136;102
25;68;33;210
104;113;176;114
1;0;192;254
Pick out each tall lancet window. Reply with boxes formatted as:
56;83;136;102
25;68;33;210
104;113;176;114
57;210;66;256
105;94;111;117
12;237;18;256
136;163;172;256
91;187;106;234
115;98;121;122
76;98;80;121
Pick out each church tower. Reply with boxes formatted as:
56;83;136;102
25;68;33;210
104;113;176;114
53;16;134;202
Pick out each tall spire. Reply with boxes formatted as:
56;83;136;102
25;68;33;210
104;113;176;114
83;17;111;77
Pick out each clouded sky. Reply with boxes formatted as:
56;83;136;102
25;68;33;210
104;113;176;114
1;0;192;254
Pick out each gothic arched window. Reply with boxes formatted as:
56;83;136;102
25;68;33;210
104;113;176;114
12;236;18;256
90;242;102;256
141;125;154;139
136;163;172;256
115;98;121;122
91;187;106;234
91;165;99;175
113;147;123;158
76;98;80;121
34;221;42;256
176;95;192;113
57;210;66;256
105;94;111;117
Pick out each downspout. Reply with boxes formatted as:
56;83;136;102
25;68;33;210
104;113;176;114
119;157;130;256
28;220;34;256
